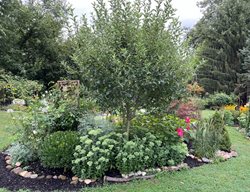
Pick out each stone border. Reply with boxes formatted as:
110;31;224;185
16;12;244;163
4;150;237;185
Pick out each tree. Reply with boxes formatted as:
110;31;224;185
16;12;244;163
73;0;193;137
189;0;250;98
0;0;76;86
240;37;250;103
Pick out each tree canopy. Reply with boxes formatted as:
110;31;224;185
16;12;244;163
73;0;194;134
0;0;75;86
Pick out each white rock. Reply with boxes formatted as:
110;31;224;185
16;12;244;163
72;176;79;181
122;174;129;179
84;179;92;185
7;109;14;113
30;174;38;179
12;99;25;106
141;172;147;176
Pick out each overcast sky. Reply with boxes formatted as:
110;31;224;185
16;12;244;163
68;0;203;28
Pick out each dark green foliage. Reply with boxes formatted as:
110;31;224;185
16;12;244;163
131;114;185;144
39;131;79;169
189;0;250;99
72;129;120;179
0;0;76;86
240;37;250;103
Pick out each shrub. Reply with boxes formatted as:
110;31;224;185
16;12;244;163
211;112;231;151
39;131;79;169
72;129;120;179
0;74;43;105
205;92;234;109
193;112;231;157
176;100;201;120
193;119;220;158
116;133;188;174
168;143;188;165
238;112;250;136
131;114;185;144
7;143;36;165
223;110;234;126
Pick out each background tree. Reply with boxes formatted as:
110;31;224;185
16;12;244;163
0;0;76;86
189;0;250;101
240;37;250;102
73;0;194;136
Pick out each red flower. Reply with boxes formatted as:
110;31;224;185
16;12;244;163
185;117;191;123
177;128;184;138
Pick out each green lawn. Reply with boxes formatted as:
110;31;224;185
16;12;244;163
0;111;250;192
201;109;215;119
0;111;18;151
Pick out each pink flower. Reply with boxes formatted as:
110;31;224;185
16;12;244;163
186;126;190;131
185;117;190;124
177;128;184;138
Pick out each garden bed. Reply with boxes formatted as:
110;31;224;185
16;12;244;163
0;152;208;192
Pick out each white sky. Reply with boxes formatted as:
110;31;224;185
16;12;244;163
68;0;203;28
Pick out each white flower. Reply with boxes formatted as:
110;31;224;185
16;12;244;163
33;130;37;135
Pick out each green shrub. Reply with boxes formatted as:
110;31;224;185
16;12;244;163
238;111;250;136
7;143;36;165
131;114;185;144
116;133;188;174
211;112;231;151
39;131;79;169
193;112;231;158
205;93;234;109
193;119;220;158
72;129;120;179
168;143;188;165
223;110;234;126
0;74;43;105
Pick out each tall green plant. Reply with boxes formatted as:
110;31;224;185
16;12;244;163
73;0;194;137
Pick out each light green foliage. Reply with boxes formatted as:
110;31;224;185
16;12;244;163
193;119;220;158
7;143;35;165
237;111;250;136
0;111;18;150
72;129;120;179
116;133;187;174
0;74;43;105
211;112;231;151
78;114;115;134
17;89;85;155
205;93;234;109
222;110;234;126
39;131;79;169
73;0;194;134
193;112;231;158
131;114;185;144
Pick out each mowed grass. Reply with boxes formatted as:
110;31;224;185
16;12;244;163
0;111;250;192
0;111;18;151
